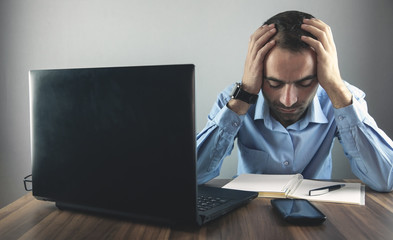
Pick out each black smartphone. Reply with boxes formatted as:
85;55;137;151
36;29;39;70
271;199;326;225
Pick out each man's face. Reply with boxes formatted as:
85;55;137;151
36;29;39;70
262;47;319;127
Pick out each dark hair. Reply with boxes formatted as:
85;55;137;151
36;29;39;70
264;10;316;52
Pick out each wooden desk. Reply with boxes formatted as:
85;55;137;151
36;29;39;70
1;180;393;240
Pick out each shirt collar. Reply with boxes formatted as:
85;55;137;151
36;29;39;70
254;89;328;131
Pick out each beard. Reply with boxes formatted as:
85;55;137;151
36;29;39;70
267;100;309;127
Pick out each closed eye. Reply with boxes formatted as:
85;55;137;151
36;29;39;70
267;80;284;88
296;79;315;87
264;75;316;89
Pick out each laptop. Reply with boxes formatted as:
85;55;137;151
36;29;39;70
29;64;257;226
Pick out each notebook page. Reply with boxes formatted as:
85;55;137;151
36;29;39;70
223;174;300;193
289;179;365;205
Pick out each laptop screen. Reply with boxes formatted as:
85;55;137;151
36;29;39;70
29;64;197;224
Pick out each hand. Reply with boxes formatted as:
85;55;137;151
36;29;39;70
301;18;352;108
242;24;277;94
228;24;276;115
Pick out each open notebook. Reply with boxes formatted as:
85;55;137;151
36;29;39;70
223;174;365;205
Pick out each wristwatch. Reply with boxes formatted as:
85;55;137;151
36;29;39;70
230;82;258;104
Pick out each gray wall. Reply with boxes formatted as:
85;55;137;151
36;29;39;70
1;0;392;208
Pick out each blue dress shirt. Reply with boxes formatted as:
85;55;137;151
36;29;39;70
196;82;393;192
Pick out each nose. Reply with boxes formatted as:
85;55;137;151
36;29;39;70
280;84;298;107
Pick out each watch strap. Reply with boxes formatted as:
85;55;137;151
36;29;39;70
230;83;258;104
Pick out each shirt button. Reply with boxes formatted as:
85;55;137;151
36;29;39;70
284;161;289;166
338;116;345;121
232;121;239;127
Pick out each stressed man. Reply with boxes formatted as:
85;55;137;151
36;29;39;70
196;11;393;192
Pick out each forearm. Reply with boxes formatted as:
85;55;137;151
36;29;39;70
197;97;244;184
227;98;251;115
196;125;235;184
336;99;393;192
324;80;353;109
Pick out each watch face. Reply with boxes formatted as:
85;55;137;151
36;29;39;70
230;83;241;98
230;83;258;104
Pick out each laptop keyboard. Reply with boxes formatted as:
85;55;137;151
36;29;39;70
197;195;229;212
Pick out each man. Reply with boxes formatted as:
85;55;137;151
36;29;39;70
196;11;393;192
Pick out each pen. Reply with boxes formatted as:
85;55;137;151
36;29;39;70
309;184;346;196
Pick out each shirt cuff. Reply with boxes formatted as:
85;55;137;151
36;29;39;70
213;105;245;133
334;97;367;130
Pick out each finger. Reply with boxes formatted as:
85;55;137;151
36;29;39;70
249;25;276;60
305;18;333;38
247;40;275;78
248;24;275;51
250;24;276;43
250;27;276;55
301;23;332;52
301;35;324;55
302;19;334;49
255;39;276;63
304;18;329;30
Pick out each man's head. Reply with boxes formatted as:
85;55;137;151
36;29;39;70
264;10;316;52
262;11;319;127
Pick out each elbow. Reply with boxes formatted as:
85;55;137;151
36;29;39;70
353;159;393;192
369;184;393;193
368;173;393;193
379;169;393;192
197;169;220;185
379;180;393;193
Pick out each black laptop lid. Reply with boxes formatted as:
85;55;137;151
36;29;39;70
29;64;197;225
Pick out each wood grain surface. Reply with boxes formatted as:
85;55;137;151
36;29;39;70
1;180;392;240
